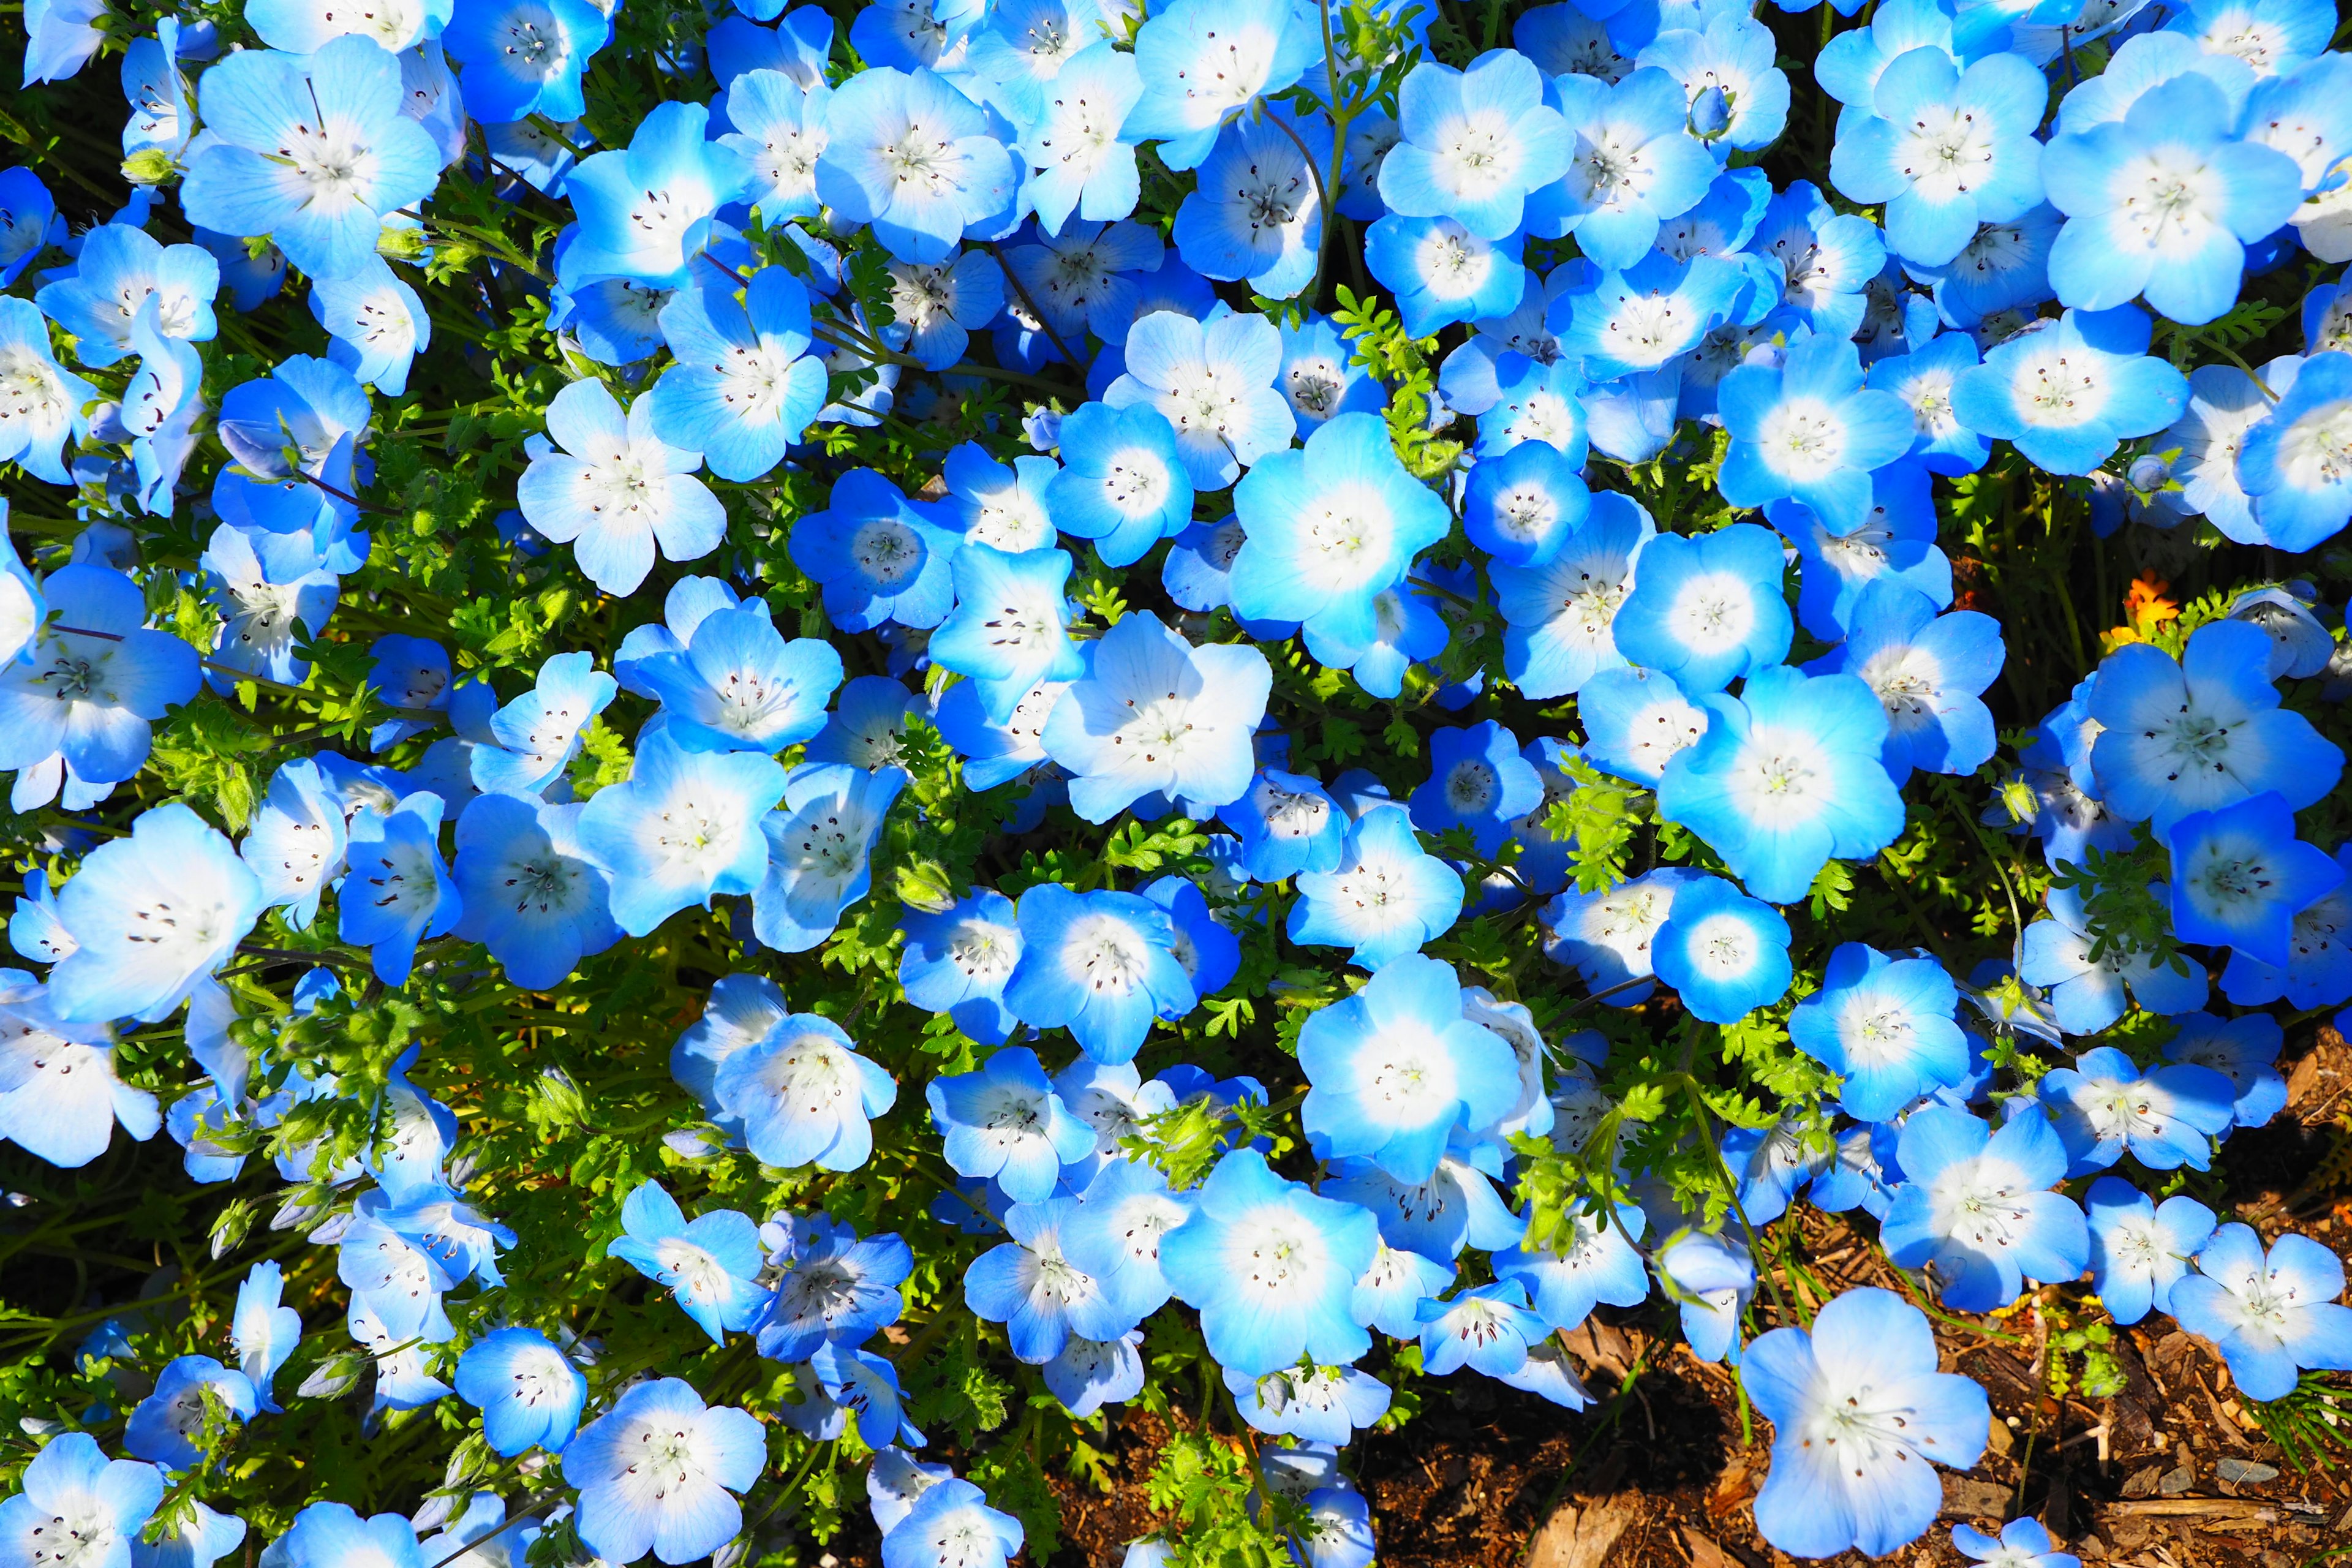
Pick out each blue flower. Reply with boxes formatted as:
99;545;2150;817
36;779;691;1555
1041;611;1268;824
181;39;442;280
0;565;198;806
0;1430;163;1568
816;67;1016;263
2168;1223;2352;1401
1613;522;1792;693
2017;884;2210;1034
1042;402;1193;568
2043;74;2304;327
1742;1287;1989;1559
881;1479;1025;1568
577;733;782;937
306;256;428;397
1952;1519;2079;1568
1364;215;1528;339
1104;311;1295;489
1289;806;1465;970
1660;663;1904;903
2238;350;2352;551
1323;1145;1525;1260
717;66;830;224
1532;69;1717;265
1493;1203;1651;1332
1226;1363;1391;1445
443;0;609;123
2040;1045;2237;1175
2168;791;2345;967
2165;1011;2291;1126
2087;620;2343;834
1789;943;1969;1120
1297;954;1521;1183
1277;315;1385;430
1219;769;1348;882
791;469;963;633
1543;864;1691;1002
1351;1237;1457;1336
1639;15;1790;153
1174;111;1327;298
633;603;844;756
714;1012;895;1172
1651;875;1793;1023
1002;884;1196;1062
1882;1105;2087;1312
2084;1175;2215;1327
564;1379;766;1566
1125;0;1319;172
1717;333;1917;533
928;1045;1096;1200
750;761;906;952
1014;42;1144;235
1161;1147;1379;1376
453;1327;587;1457
1409;722;1545;858
1378;52;1567;241
1462;438;1593;567
1807;579;2001;780
35;222;217;369
0;298;92;486
562;101;749;288
1477;353;1590;460
1951;305;2189;476
517;378;728;597
1493;489;1653;700
644;267;827;483
271;1507;420;1568
964;1195;1135;1362
125;1356;257;1472
1829;48;2047;268
340;791;460;986
50;804;262;1025
931;546;1084;726
1866;331;1992;475
607;1180;767;1345
899;889;1023;1044
1231;412;1452;673
206;526;334;698
754;1215;913;1362
1416;1280;1550;1378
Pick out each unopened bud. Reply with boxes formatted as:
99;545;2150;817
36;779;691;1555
120;149;178;186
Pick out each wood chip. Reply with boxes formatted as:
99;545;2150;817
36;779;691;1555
2097;1498;2280;1519
1526;1498;1638;1568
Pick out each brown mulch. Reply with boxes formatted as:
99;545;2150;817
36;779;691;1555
818;1028;2352;1567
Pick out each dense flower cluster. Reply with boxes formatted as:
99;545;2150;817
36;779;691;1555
2;0;2351;1562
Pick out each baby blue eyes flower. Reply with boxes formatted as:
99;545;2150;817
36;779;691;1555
1289;805;1466;971
1379;51;1569;243
2168;1222;2352;1401
881;1479;1025;1568
517;377;728;597
1044;402;1193;568
1415;1280;1550;1378
927;1044;1096;1200
471;649;618;797
35;222;217;370
1278;315;1385;431
230;1259;302;1414
126;1355;257;1472
1002;883;1196;1063
1950;304;2190;477
2084;1175;2216;1327
1104;310;1296;490
1298;953;1521;1183
2166;791;2345;967
1462;432;1593;567
1741;1287;1990;1560
1491;489;1653;701
307;256;430;398
1612;522;1792;693
1231;412;1452;672
0;296;92;488
2043;74;2305;328
1493;1204;1652;1332
1561;249;1746;381
562;101;750;289
755;1214;913;1362
564;1378;766;1566
631;603;844;756
1533;69;1717;266
644;267;828;484
816;67;1017;265
0;1430;164;1568
1364;215;1528;340
1409;722;1546;857
713;1012;896;1172
930;546;1083;725
1125;0;1321;173
898;889;1023;1045
718;66;831;225
577;732;784;937
1174;111;1327;300
1657;663;1906;905
608;1180;767;1345
2086;619;2343;834
752;761;907;952
1220;769;1348;883
453;1326;587;1457
2017;883;2210;1034
1061;1159;1196;1320
1651;875;1793;1023
963;1195;1134;1362
1160;1147;1380;1378
341;791;459;986
1808;579;2002;782
1882;1104;2087;1312
2166;1011;2292;1124
1951;1518;2081;1568
1226;1363;1392;1445
790;470;963;633
0;564;200;805
180;37;442;282
443;0;610;124
50;802;262;1026
2238;350;2352;551
1716;333;1918;533
2038;1045;2237;1175
1015;42;1144;236
0;992;154;1169
1041;611;1269;824
1788;943;1969;1120
1828;47;2048;269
